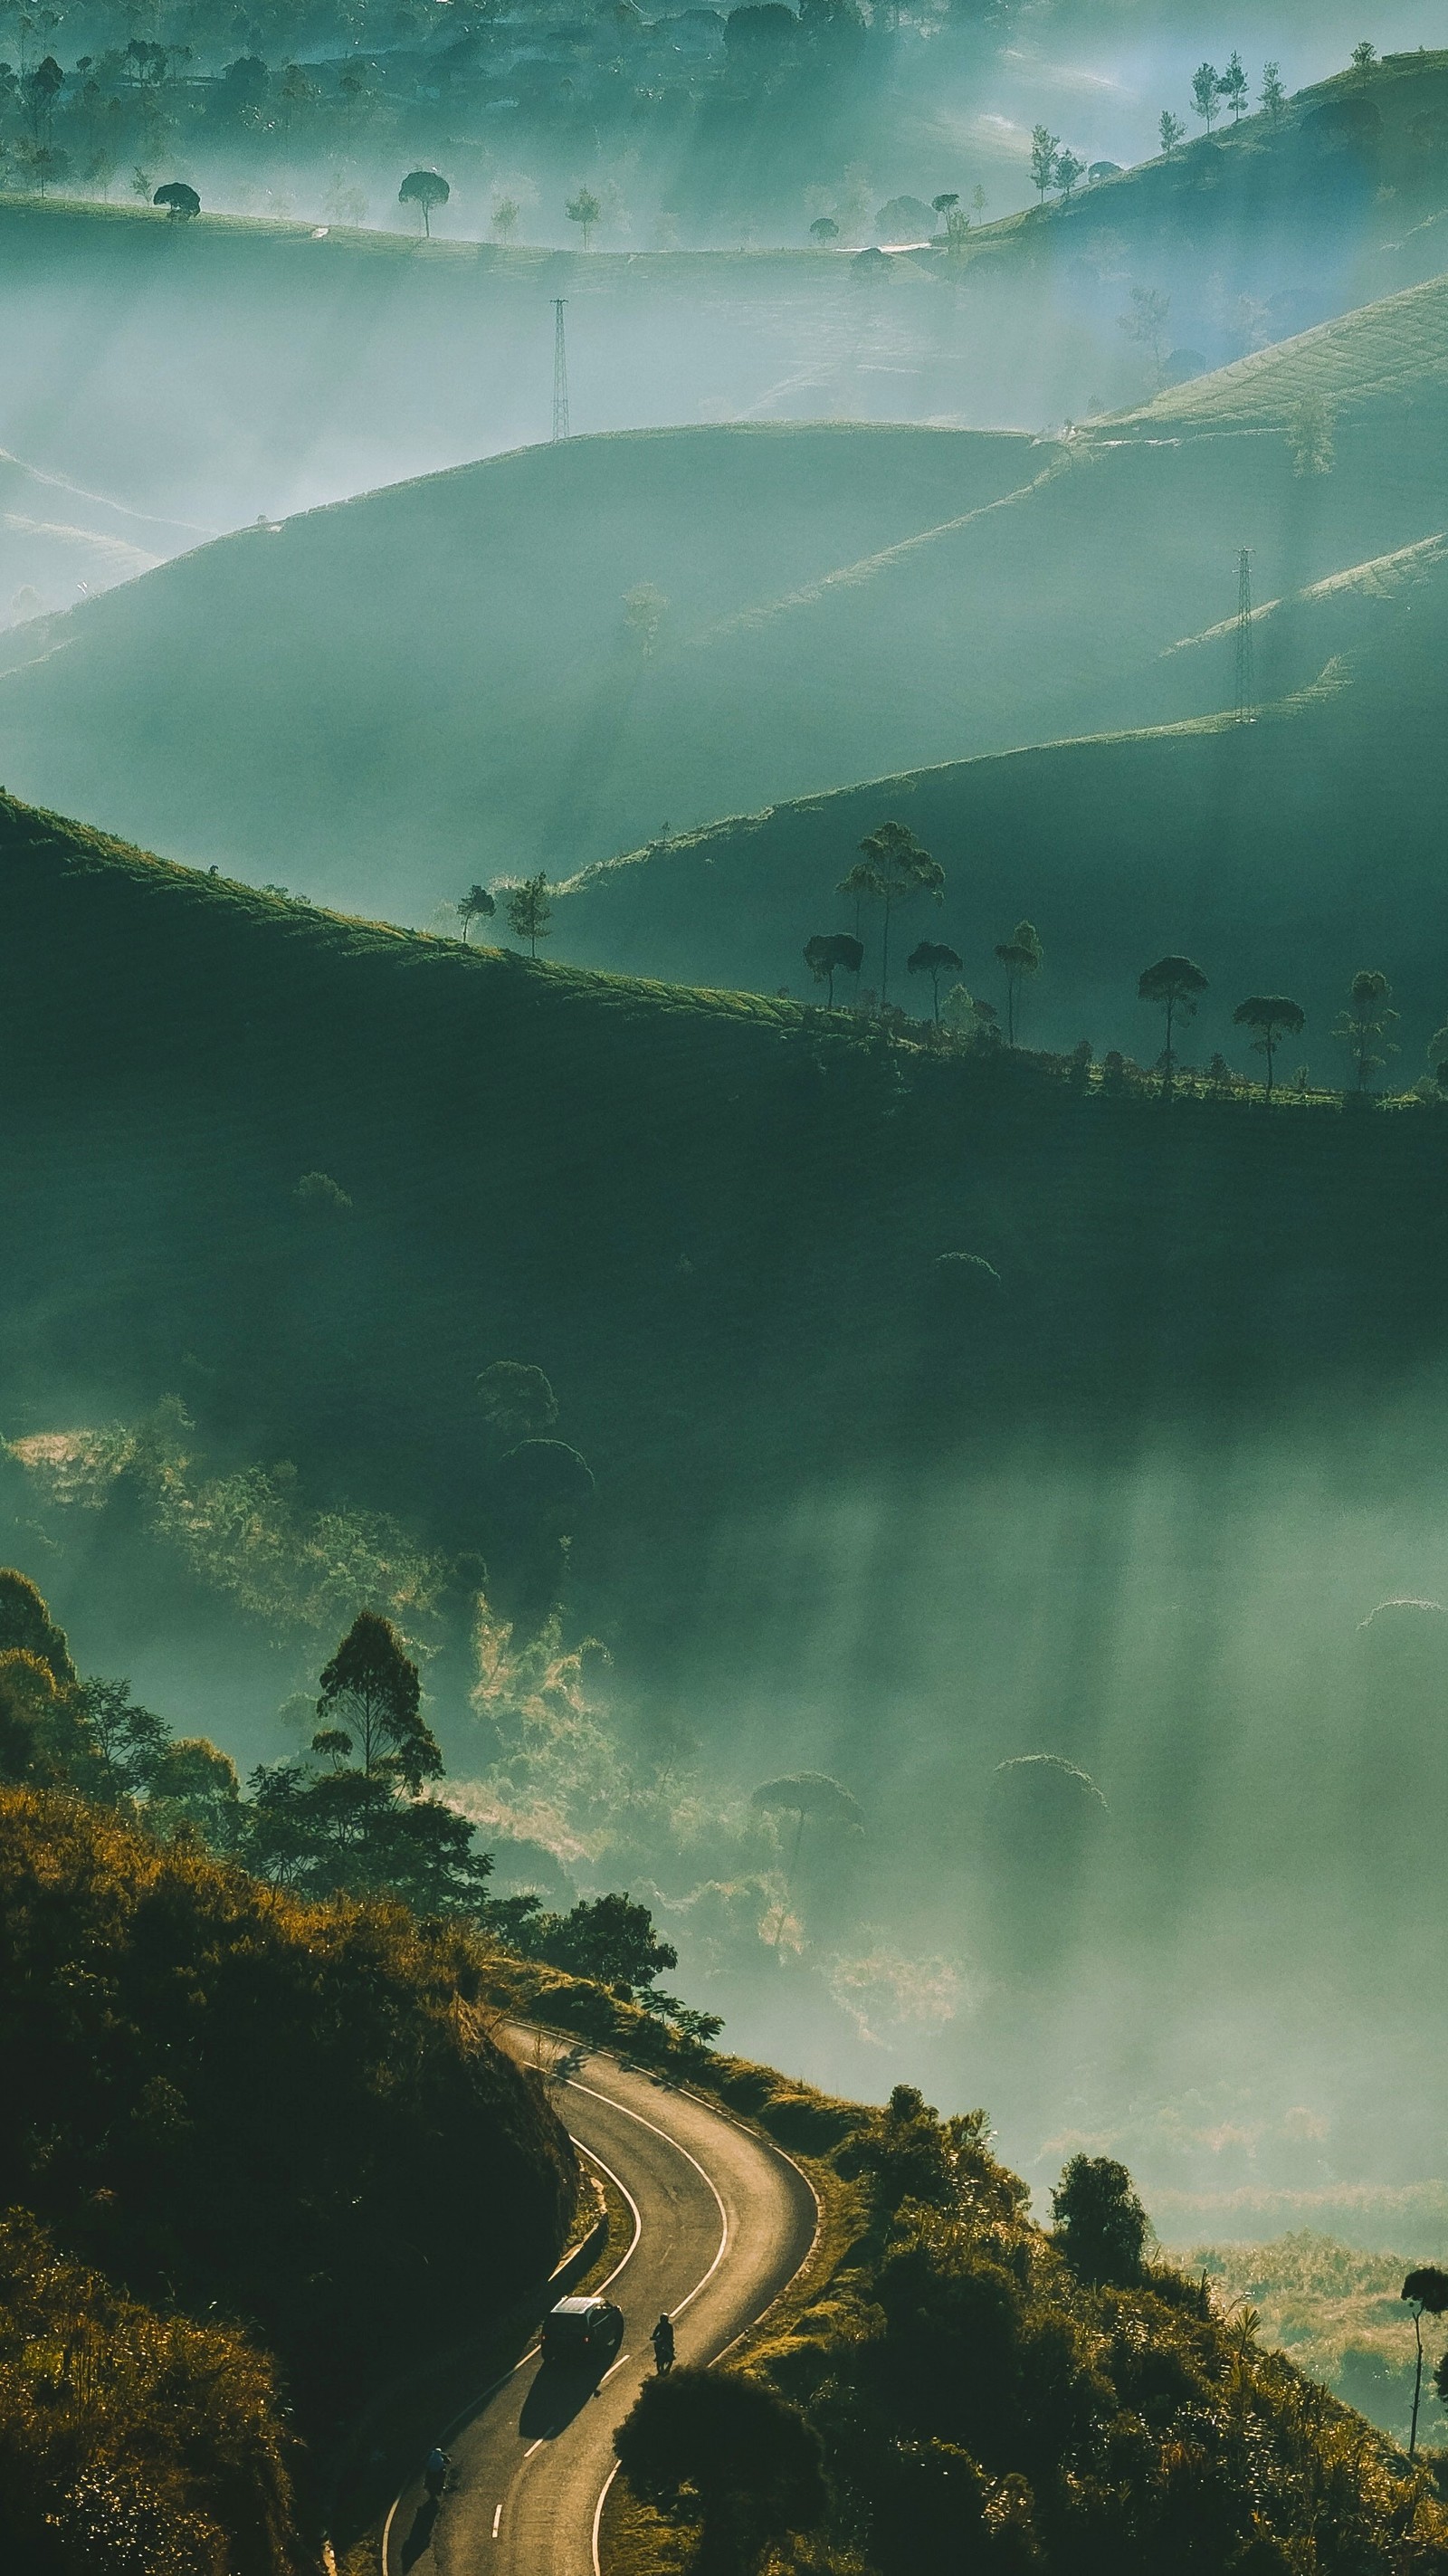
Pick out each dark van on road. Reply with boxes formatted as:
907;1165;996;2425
539;2295;624;2365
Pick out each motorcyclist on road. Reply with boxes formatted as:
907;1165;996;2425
651;2313;675;2374
424;2446;449;2502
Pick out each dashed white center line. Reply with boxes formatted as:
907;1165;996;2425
525;2438;545;2458
491;2504;501;2539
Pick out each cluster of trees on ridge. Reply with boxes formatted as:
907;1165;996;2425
0;1563;718;2046
606;2098;1448;2574
797;821;1435;1101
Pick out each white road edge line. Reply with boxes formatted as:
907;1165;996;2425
491;2504;501;2539
380;2135;643;2571
565;2078;729;2318
591;2462;621;2576
599;2349;632;2384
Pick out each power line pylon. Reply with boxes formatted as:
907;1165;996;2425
1234;545;1255;725
552;299;569;443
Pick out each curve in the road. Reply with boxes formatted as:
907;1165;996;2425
382;2041;817;2576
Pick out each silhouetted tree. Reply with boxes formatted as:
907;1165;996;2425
530;1891;678;1992
996;921;1043;1042
752;1771;863;1884
1261;61;1287;117
1159;110;1186;156
316;1611;440;1789
805;931;863;1005
1030;125;1059;199
907;940;963;1021
809;215;839;243
78;1676;168;1803
399;167;449;235
1220;49;1248;119
614;2368;826;2573
476;1360;558;1451
459;883;496;941
1138;955;1208;1091
1191;62;1222;129
153;178;200;218
1120;284;1171;384
1052;2154;1149;2285
1232;994;1305;1095
1332;969;1398;1092
1404;2268;1448;2454
1350;40;1377;75
506;873;553;957
566;186;601;248
845;820;945;1007
1054;148;1084;201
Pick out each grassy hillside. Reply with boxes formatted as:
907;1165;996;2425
959;50;1448;332
0;189;1138;583
3;264;1446;921
551;538;1448;1056
5;782;1448;1540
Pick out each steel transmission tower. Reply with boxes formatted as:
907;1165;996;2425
552;299;569;443
1234;546;1255;724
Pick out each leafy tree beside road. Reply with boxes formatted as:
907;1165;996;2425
615;2368;826;2574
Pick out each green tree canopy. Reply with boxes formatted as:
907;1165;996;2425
506;872;553;957
1052;2152;1150;2286
1333;969;1398;1092
907;940;964;1022
1138;954;1208;1089
565;186;601;247
614;2367;827;2572
1232;994;1305;1094
459;883;496;940
316;1609;439;1789
805;930;863;1005
995;921;1043;1043
399;167;449;234
843;820;945;1008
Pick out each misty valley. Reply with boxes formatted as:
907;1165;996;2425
5;6;1448;2573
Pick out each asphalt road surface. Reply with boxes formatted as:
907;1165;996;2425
383;2038;818;2576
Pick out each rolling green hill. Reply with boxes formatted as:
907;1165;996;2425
5;782;1448;1549
959;50;1448;325
3;263;1447;924
550;545;1448;1056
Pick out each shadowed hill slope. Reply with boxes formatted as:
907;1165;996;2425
551;549;1448;1056
5;787;1448;1579
3;276;1448;922
957;50;1448;333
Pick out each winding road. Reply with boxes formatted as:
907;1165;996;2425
382;2037;817;2576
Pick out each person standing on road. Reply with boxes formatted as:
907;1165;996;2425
651;2313;675;2373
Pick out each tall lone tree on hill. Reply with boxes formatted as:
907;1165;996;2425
995;921;1043;1043
1138;955;1208;1092
840;820;944;1009
1233;994;1305;1095
1054;148;1084;202
566;186;601;248
1219;49;1248;120
316;1610;440;1790
458;883;496;941
1030;125;1060;200
1191;62;1222;130
1052;2154;1150;2286
1333;969;1398;1092
1159;110;1186;157
1261;61;1287;118
804;931;863;1006
507;873;553;958
399;167;449;235
908;940;963;1022
1402;2268;1448;2457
